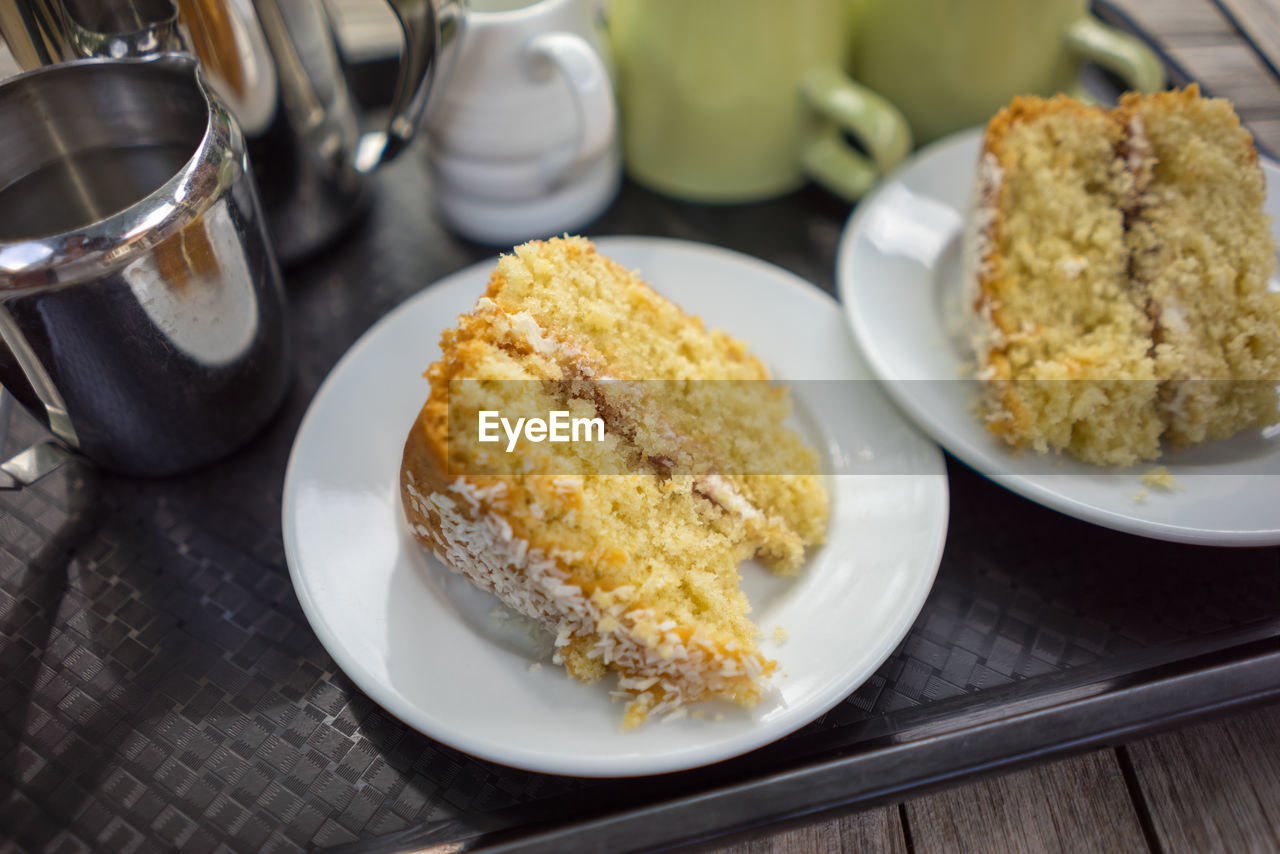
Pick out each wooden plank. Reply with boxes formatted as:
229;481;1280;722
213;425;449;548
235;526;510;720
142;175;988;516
701;805;906;854
1124;705;1280;854
1108;0;1238;43
1214;0;1280;78
1244;117;1280;155
0;40;19;79
1167;43;1280;116
902;751;1150;854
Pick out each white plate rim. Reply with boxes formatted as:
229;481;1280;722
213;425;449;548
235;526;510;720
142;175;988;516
282;236;949;776
837;128;1280;547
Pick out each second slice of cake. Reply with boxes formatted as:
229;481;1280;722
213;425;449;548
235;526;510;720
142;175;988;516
967;86;1280;465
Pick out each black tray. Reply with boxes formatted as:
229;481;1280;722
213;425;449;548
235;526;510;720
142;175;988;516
2;6;1278;853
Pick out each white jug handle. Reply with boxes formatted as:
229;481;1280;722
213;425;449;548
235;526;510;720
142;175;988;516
524;31;615;181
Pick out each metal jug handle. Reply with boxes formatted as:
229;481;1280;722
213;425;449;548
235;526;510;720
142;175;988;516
356;0;464;172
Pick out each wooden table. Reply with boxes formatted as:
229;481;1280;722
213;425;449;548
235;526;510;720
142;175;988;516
704;702;1280;853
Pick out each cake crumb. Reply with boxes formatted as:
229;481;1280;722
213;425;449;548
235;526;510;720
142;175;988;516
772;626;788;644
528;662;542;673
713;713;725;722
1132;490;1148;503
1142;465;1180;491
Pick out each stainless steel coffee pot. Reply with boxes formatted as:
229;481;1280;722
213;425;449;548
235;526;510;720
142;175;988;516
0;54;291;478
0;0;461;263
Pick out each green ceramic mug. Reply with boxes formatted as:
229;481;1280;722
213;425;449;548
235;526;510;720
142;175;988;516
851;0;1166;145
609;0;912;203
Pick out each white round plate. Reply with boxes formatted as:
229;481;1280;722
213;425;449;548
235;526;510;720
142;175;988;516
283;236;948;777
838;129;1280;546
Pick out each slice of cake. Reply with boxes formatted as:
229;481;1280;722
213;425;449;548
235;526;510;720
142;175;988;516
400;237;828;727
1119;88;1280;446
967;87;1280;465
967;95;1163;464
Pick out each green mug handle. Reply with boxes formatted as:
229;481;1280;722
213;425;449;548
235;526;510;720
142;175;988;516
1065;16;1166;95
799;68;914;202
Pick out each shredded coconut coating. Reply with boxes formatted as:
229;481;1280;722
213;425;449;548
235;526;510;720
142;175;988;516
402;472;772;727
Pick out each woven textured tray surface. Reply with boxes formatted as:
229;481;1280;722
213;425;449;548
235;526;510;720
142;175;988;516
2;152;1278;853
